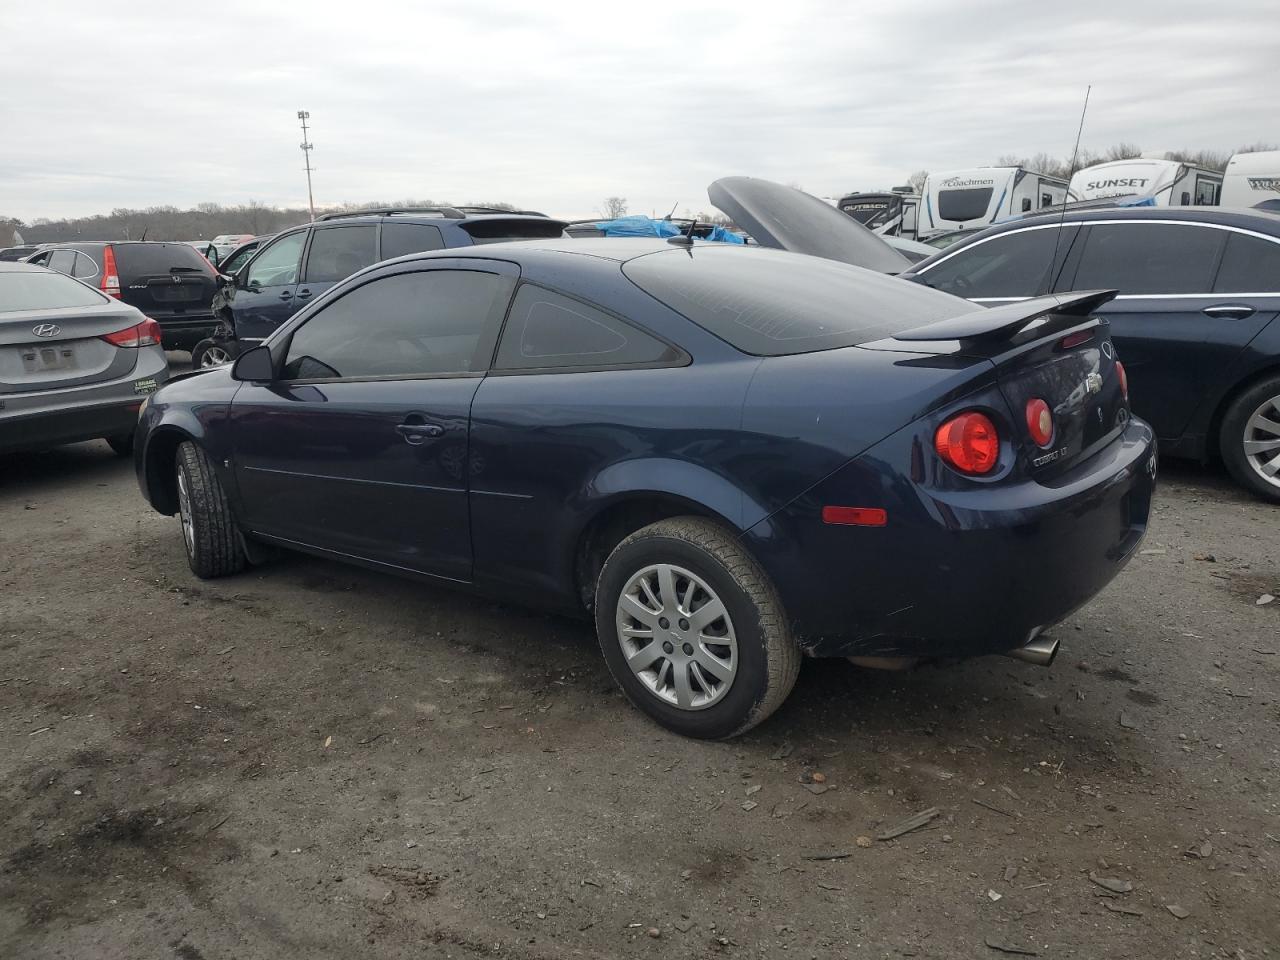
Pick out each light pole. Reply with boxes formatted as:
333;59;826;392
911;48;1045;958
298;110;316;221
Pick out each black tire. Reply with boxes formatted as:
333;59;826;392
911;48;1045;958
1219;374;1280;504
191;338;236;369
175;441;246;578
105;434;133;457
594;517;800;739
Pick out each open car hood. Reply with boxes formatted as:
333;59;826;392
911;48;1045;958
708;176;911;273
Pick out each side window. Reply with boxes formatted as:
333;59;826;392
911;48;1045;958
27;251;51;266
1072;223;1224;294
303;225;377;283
222;243;257;276
245;231;306;288
1196;178;1220;206
1213;233;1280;293
917;227;1071;298
282;269;514;380
48;250;76;275
1021;198;1032;212
72;252;100;280
380;222;445;259
494;284;681;371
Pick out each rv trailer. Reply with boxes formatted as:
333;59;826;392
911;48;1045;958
918;166;1068;237
836;188;919;239
1220;150;1280;209
1068;158;1222;206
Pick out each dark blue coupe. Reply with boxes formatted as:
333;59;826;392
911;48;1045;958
135;227;1156;738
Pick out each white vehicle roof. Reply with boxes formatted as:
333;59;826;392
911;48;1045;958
1069;158;1184;201
1221;151;1280;209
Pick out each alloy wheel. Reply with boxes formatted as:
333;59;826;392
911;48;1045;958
1242;393;1280;491
198;345;233;368
614;563;738;711
176;467;195;557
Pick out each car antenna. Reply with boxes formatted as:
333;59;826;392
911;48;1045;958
667;218;699;248
140;225;149;241
1048;85;1090;291
664;202;678;221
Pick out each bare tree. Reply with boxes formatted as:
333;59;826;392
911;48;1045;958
1104;142;1143;162
906;170;928;193
600;196;628;219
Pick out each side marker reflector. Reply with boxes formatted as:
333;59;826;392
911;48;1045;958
822;506;887;527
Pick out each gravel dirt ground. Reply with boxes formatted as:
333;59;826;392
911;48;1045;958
1;433;1277;959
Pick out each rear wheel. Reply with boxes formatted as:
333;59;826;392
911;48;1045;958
175;441;246;578
105;434;133;457
191;338;235;369
1219;375;1280;503
594;517;800;739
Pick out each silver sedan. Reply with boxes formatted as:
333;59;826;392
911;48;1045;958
0;261;169;455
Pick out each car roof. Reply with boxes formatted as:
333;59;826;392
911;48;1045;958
0;260;50;273
1006;205;1280;233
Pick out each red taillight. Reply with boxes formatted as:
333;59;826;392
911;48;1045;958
1025;397;1054;447
1060;330;1094;350
822;506;888;527
1115;361;1128;401
934;411;1000;475
101;317;162;348
101;244;121;298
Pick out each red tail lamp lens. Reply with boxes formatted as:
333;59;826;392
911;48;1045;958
1025;397;1053;447
1115;361;1128;401
935;411;1000;475
101;317;162;348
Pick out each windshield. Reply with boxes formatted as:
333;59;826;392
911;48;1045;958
624;245;962;357
937;188;994;222
0;270;108;312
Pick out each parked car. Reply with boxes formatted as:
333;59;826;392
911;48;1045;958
922;228;983;249
0;245;41;262
25;241;219;352
135;215;1156;738
902;206;1280;502
1;261;167;455
196;208;567;368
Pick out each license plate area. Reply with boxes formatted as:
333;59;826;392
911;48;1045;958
150;282;201;303
21;345;78;373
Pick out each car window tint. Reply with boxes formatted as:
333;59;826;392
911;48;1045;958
246;231;306;288
494;284;679;371
72;252;99;280
380;222;444;259
304;225;377;282
282;270;514;380
1073;223;1224;294
114;242;210;275
0;271;108;312
625;245;964;357
1214;233;1280;292
221;243;258;275
918;227;1069;298
47;250;76;275
937;188;993;222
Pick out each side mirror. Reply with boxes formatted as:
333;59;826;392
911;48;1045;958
230;344;275;382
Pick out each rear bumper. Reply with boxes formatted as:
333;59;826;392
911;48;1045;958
745;417;1157;659
0;347;168;454
154;314;218;350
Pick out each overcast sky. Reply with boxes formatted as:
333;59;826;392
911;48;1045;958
1;0;1272;222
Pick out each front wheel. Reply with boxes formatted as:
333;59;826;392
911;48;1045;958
191;338;235;369
1220;375;1280;503
594;517;800;739
175;441;246;578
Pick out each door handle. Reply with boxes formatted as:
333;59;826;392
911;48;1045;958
1202;303;1255;320
395;418;445;445
278;290;293;301
296;288;312;299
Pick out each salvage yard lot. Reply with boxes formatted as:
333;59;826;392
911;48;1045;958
1;446;1277;959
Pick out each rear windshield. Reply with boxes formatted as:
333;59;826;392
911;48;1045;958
623;246;964;356
0;270;108;312
937;188;994;222
461;219;566;245
114;242;212;276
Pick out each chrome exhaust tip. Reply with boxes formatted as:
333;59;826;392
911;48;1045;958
1005;635;1059;667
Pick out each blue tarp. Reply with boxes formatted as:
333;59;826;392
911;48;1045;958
594;216;745;243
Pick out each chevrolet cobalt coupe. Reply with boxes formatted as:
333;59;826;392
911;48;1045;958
135;237;1156;738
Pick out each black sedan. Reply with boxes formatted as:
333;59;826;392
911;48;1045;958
902;206;1280;502
135;230;1156;738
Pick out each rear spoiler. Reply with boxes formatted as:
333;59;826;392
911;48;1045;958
895;290;1117;344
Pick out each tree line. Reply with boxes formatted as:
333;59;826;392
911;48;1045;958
2;199;520;245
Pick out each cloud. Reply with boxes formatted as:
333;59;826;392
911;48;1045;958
0;0;1271;222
